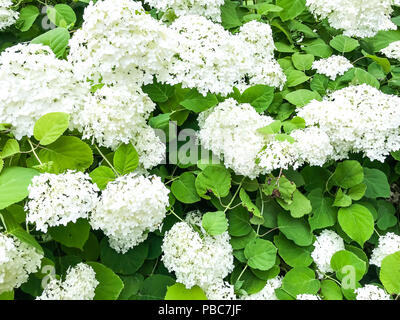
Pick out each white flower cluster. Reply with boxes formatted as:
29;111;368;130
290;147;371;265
306;0;398;38
297;84;400;162
296;294;321;300
236;20;286;91
257;127;333;174
144;0;224;22
68;0;178;86
356;284;392;300
204;280;236;300
312;55;353;80
0;43;88;139
0;0;19;31
72;84;165;168
311;230;345;275
37;263;98;300
0;233;43;294
370;232;400;267
90;173;170;253
241;276;282;300
198;99;334;178
165;15;247;96
161;211;234;290
355;285;391;300
165;17;285;96
25;171;99;233
380;40;400;60
198;98;274;179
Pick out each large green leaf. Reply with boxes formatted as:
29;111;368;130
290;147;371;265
380;251;400;294
277;212;313;246
171;172;200;204
195;166;231;199
48;219;91;250
202;211;228;236
244;239;277;271
113;143;139;175
338;204;374;247
363;168;391;198
33;112;70;146
165;283;207;300
0;167;39;210
86;262;124;300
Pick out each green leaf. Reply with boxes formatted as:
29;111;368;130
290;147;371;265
86;262;124;300
48;219;91;250
277;189;312;218
15;5;40;32
285;90;320;106
171;172;200;204
47;4;76;29
33;112;70;146
113;143;139;175
303;39;333;58
244;239;277;271
220;0;244;29
138;274;175;300
333;188;352;207
0;167;39;210
165;283;207;300
320;280;343;300
330;250;367;281
351;68;380;89
292;53;314;71
38;136;93;172
1;139;20;158
180;89;218;113
285;70;310;87
283;117;306;133
0;291;14;300
195;166;231;199
364;30;400;52
239;189;262;219
276;0;306;21
338;204;374;247
143;81;174;103
228;207;252;237
277;212;313;246
239;85;275;113
308;189;337;231
363;168;391;198
202;211;228;236
100;238;148;275
380;251;400;294
274;233;313;268
330;36;359;53
31;28;70;58
348;183;367;201
333;160;364;189
282;267;320;297
89;166;115;190
257;120;282;135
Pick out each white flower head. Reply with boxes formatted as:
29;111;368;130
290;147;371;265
68;0;178;86
311;229;345;275
380;40;400;60
0;0;19;30
144;0;225;22
197;98;274;178
26;171;100;233
306;0;397;38
297;84;400;162
312;55;353;80
0;43;89;139
164;15;249;96
370;232;400;267
241;276;282;300
161;211;234;289
355;284;391;300
296;294;321;300
90;173;170;253
204;280;236;300
37;263;98;300
0;233;43;294
236;20;286;91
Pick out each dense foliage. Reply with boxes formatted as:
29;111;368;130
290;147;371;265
1;0;400;301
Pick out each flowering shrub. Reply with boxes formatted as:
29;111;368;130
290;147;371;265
1;0;400;301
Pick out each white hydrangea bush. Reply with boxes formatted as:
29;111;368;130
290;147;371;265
1;0;400;302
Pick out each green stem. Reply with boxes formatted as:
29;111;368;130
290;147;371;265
94;145;120;177
223;178;245;213
27;138;43;165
